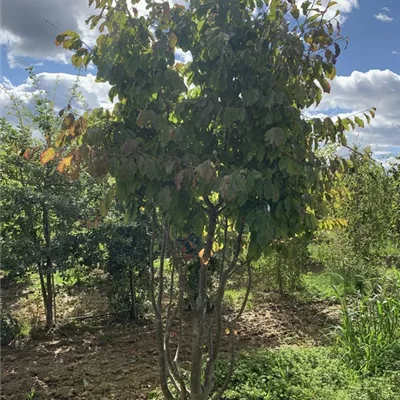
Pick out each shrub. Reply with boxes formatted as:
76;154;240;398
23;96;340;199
309;229;376;294
214;347;400;400
1;312;21;345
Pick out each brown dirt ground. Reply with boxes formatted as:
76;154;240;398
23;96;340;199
1;281;339;400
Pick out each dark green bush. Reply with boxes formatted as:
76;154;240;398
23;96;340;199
1;312;21;345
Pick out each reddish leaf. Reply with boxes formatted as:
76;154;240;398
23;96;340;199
74;116;88;136
55;34;65;46
23;149;32;160
175;170;185;191
62;113;75;132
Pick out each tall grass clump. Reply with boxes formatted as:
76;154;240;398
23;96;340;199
335;270;400;374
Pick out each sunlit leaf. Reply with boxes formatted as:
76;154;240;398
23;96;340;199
40;148;56;164
57;155;73;173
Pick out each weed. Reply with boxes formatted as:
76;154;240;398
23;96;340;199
335;285;400;374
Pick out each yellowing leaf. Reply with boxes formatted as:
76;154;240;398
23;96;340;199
57;155;73;173
169;32;178;49
40;148;56;164
198;248;213;265
354;116;365;128
212;241;220;252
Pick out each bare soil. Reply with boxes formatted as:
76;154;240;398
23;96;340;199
1;281;339;400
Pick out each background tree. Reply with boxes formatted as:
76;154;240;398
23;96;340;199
51;0;375;398
0;68;104;327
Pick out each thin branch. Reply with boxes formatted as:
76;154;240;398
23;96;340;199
158;223;169;311
149;209;159;314
211;263;252;400
149;209;173;400
211;324;236;400
232;262;252;324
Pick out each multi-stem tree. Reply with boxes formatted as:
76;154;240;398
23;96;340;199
49;0;375;398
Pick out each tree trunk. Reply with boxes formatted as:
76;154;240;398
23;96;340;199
129;269;137;320
277;254;283;294
190;206;217;399
42;204;54;328
44;258;53;328
38;262;48;314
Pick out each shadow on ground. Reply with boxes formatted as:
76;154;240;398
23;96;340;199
1;282;340;400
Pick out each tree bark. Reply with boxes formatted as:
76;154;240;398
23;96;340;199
129;269;137;320
149;211;173;400
38;262;48;314
190;204;217;399
42;204;54;328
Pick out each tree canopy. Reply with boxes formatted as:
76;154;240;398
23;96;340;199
44;0;377;398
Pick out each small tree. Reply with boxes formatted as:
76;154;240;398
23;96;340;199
51;0;375;397
342;147;395;268
102;213;151;320
0;68;102;328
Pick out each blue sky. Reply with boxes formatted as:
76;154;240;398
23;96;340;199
336;1;400;75
1;0;399;162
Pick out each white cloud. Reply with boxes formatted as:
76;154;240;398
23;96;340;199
374;13;394;22
0;0;189;68
175;49;193;64
311;69;400;152
296;0;359;23
0;0;102;67
392;50;399;55
1;72;112;127
382;7;391;13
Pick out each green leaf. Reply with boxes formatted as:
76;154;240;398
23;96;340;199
219;172;246;202
243;88;259;107
318;78;331;93
116;180;130;202
158;186;172;212
137;109;157;128
100;187;115;217
290;4;300;19
355;116;365;128
169;33;178;49
62;30;79;38
194;160;215;184
142;158;159;180
301;0;311;15
265;127;286;147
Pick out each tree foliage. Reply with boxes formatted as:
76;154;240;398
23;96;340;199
50;0;376;398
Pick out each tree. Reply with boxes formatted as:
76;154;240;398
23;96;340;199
342;147;394;267
101;210;151;320
0;68;103;328
52;0;374;398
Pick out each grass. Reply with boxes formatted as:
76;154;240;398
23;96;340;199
215;346;400;400
224;288;254;310
301;271;346;300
